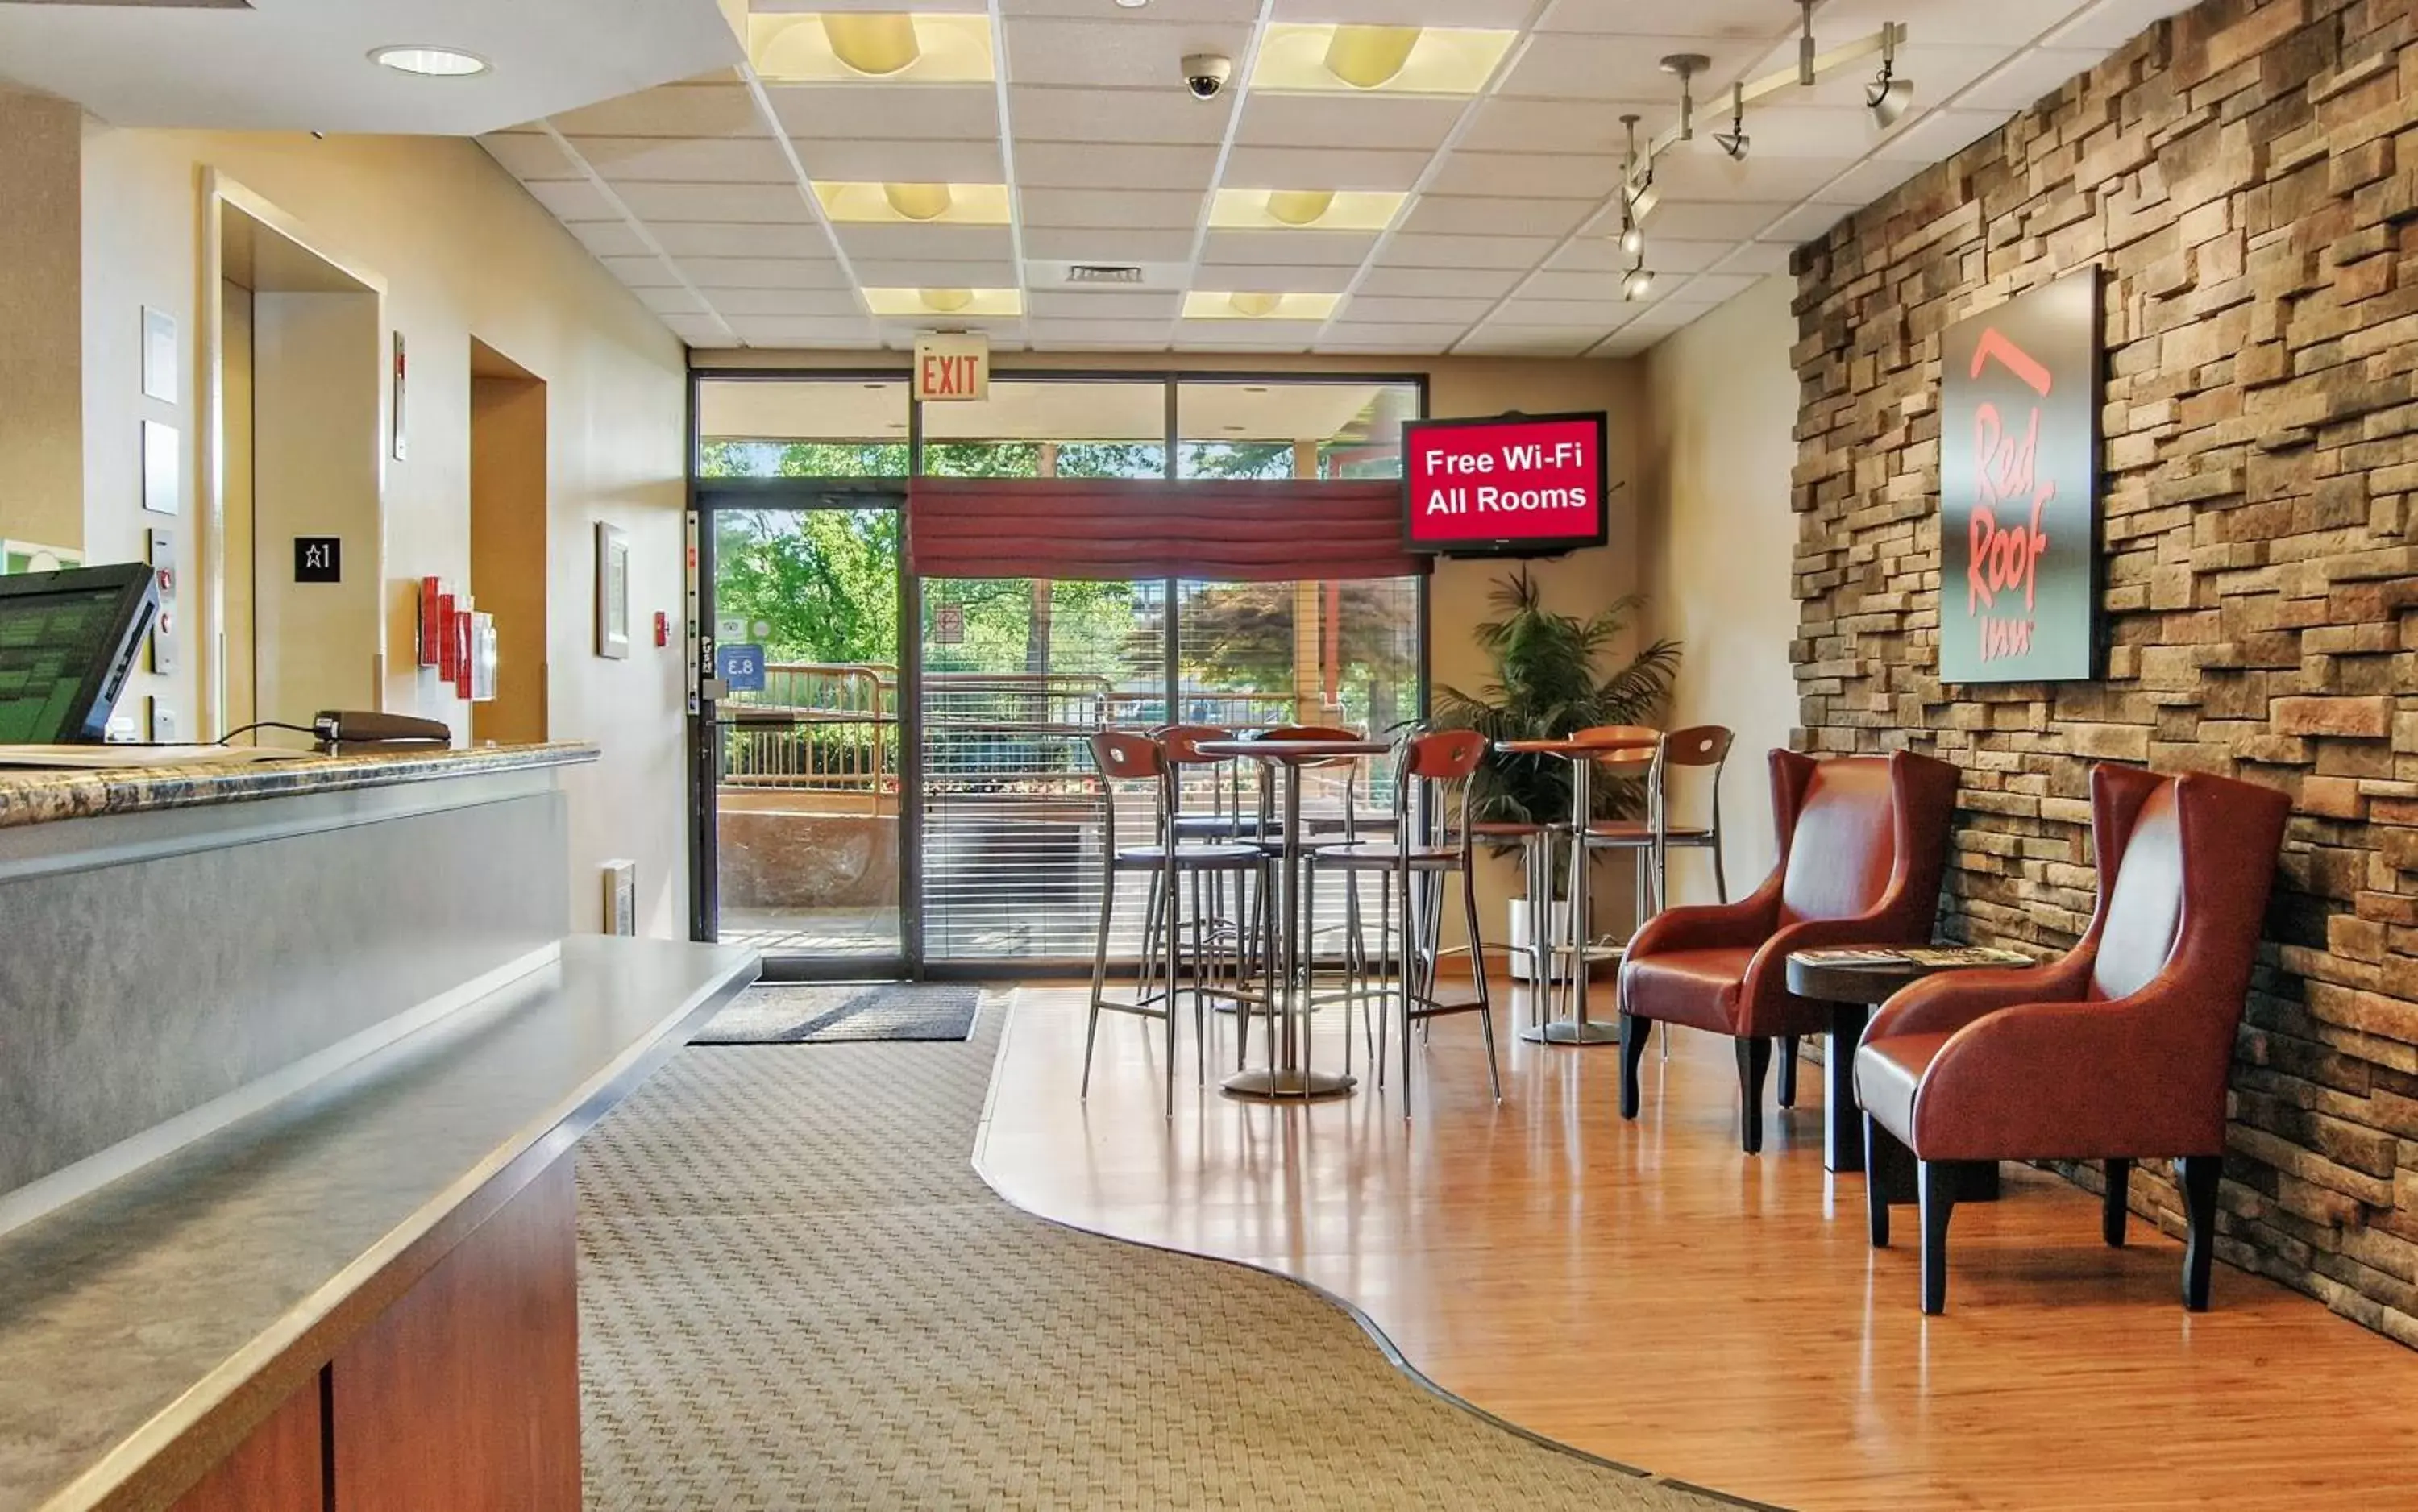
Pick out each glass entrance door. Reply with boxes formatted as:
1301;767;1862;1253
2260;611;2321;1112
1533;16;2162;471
697;490;906;976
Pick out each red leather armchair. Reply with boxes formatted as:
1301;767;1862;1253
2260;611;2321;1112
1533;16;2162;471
1853;764;2290;1315
1616;749;1959;1153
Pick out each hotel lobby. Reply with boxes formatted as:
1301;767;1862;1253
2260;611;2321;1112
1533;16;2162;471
3;0;2417;1508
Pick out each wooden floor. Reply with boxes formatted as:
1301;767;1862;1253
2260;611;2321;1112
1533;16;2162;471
973;982;2418;1511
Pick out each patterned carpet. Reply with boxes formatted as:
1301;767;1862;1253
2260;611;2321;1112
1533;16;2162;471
576;1006;1749;1512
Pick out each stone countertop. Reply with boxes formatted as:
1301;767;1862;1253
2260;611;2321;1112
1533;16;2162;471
0;936;760;1512
0;742;598;832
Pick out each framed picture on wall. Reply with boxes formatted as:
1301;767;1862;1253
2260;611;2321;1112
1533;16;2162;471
596;522;630;659
1938;268;2104;683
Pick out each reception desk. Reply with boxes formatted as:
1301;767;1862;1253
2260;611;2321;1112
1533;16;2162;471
0;745;758;1510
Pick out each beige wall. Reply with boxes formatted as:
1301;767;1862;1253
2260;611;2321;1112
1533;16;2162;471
696;347;1651;945
77;128;692;936
1640;274;1801;900
0;89;85;555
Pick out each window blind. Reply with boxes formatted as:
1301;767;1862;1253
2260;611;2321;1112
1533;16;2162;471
906;477;1428;583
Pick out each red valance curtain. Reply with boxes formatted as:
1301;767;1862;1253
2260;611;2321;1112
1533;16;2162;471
906;477;1428;582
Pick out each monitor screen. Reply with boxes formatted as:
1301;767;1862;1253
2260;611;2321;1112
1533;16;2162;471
0;566;160;744
1402;411;1609;557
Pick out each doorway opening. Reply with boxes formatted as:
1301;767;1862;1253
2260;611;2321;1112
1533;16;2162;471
470;339;548;744
207;192;384;741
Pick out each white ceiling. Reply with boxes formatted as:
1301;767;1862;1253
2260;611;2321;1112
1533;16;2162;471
0;0;742;135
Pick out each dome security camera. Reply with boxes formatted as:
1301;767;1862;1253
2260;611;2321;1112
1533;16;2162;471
1182;52;1232;100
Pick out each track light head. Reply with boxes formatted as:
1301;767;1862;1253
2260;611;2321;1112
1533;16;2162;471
1715;81;1747;160
1868;31;1912;127
1622;265;1655;301
1868;68;1913;125
1619;221;1645;259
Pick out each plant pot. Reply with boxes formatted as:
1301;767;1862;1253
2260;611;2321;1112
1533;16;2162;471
1508;898;1575;983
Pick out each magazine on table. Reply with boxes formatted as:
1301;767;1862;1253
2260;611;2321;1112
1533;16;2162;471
1792;945;2034;969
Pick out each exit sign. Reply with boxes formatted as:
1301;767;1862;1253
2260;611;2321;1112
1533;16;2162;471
914;332;989;402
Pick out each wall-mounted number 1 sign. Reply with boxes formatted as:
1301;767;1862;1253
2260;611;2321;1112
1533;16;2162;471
295;537;342;584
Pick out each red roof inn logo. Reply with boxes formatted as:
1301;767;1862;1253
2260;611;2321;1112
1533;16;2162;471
1938;269;2104;683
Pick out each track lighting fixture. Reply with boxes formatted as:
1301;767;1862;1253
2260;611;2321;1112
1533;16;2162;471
1622;264;1655;301
1797;0;1818;86
1619;214;1645;260
1616;112;1649;259
1714;81;1747;160
1660;52;1707;141
1868;31;1913;126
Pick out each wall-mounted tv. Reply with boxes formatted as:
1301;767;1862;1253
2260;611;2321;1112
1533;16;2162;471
1402;410;1608;558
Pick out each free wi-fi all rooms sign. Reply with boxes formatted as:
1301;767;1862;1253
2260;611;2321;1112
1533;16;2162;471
1937;268;2105;684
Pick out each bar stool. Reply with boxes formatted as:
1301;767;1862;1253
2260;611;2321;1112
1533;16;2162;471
1581;723;1735;1067
1159;724;1270;1010
1082;731;1264;1107
1314;729;1502;1114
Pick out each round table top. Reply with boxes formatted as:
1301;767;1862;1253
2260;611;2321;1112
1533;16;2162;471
1784;949;2028;1005
1194;737;1391;763
1496;733;1662;758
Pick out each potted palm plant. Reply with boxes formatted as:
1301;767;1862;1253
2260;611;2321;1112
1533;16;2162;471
1433;567;1680;979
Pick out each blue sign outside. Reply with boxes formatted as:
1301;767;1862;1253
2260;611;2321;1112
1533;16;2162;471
715;642;767;693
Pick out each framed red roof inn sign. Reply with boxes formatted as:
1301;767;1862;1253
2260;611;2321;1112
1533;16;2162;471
1938;268;2104;683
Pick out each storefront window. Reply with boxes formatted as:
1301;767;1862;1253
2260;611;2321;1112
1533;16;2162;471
1176;380;1419;480
696;377;909;477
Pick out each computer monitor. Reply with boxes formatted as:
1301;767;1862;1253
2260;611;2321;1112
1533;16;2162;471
0;563;162;744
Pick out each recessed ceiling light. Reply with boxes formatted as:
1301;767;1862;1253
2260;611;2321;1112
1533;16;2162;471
1250;23;1514;96
1209;189;1406;232
1182;291;1340;321
823;15;919;76
1115;0;1150;8
371;45;489;77
812;181;1012;225
862;287;1024;318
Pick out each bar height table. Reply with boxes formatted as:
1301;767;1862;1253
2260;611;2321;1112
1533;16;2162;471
1496;732;1661;1045
1195;736;1392;1101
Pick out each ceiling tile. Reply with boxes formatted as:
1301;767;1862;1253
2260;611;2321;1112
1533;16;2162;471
1024;226;1200;261
597;253;683;288
1426;152;1625;200
1401;197;1592;238
1022;187;1205;230
1659;272;1766;305
1546;238;1743;276
480;132;580;181
708;288;867;318
1758;201;1855;243
763;83;1000;140
1496;35;1768;102
1627;200;1796;240
1490;298;1644;326
790;136;1006;181
1647;152;1863;203
2046;0;2200;48
1199;229;1381;266
1455;325;1601;355
1354;265;1524;299
548;82;766;139
1273;0;1533;23
851;257;1022;286
1026;291;1184;320
564;220;651;259
1195;262;1359;293
1534;0;1783;35
725;317;880;347
827;222;1018;261
1456;97;1645;154
1868;108;2018;165
1025;318;1182;343
1174;322;1321;351
1017;141;1219;189
1004;0;1261;19
523;179;620;222
571;135;797;185
1011;85;1233;144
635;285;709;317
649;221;835;258
658;314;733;348
1236;93;1468;152
1379;233;1559;270
1338;295;1500;324
1003;17;1256;89
675;257;855;290
1957;46;2105;110
613;182;814;223
1222;145;1432;193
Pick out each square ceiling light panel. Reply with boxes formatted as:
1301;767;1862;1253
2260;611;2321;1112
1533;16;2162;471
1182;291;1342;321
1250;24;1517;95
812;181;1012;224
1207;189;1406;232
750;12;994;84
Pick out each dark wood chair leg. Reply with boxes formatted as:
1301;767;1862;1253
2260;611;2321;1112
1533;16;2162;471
1919;1159;1955;1315
2103;1157;2133;1248
1617;1011;1648;1119
1864;1115;1890;1248
1776;1035;1800;1107
1735;1036;1773;1154
2180;1154;2222;1312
